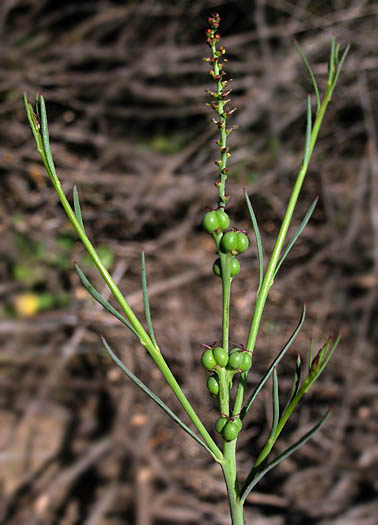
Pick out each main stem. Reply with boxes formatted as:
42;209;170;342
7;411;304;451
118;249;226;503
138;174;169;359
219;249;244;523
222;441;244;525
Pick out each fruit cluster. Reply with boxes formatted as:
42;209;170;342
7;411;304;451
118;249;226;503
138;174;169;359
216;415;243;441
203;208;249;280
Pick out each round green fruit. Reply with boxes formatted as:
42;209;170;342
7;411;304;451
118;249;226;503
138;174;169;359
201;349;217;370
203;209;230;233
232;417;243;432
228;351;244;370
213;257;240;278
220;231;249;254
213;346;228;367
223;421;239;441
240;352;252;372
213;258;222;277
215;416;228;434
207;376;219;395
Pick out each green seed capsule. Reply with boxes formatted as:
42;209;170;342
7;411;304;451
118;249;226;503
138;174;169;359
228;351;244;370
220;231;249;254
213;346;228;367
201;349;217;370
215;416;228;434
240;352;252;372
203;209;230;233
216;209;231;231
233;417;243;432
213;257;240;278
223;421;239;441
213;258;222;277
207;376;219;395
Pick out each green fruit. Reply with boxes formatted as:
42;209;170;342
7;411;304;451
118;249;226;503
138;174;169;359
207;376;219;395
240;352;252;372
230;258;241;277
213;346;228;367
215;416;228;434
220;231;249;254
213;258;222;277
235;232;249;253
203;209;230;233
233;417;243;432
213;258;240;278
223;421;239;441
228;351;244;370
215;209;230;230
201;349;217;370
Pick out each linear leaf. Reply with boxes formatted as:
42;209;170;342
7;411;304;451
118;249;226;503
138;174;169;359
39;95;58;180
328;44;350;99
303;95;312;166
73;186;85;233
24;94;39;139
141;251;157;347
328;37;336;82
283;354;302;415
101;337;214;457
317;334;340;377
241;407;331;501
294;39;320;112
308;338;313;372
75;263;139;338
241;304;306;420
244;190;264;293
271;368;279;437
274;196;318;278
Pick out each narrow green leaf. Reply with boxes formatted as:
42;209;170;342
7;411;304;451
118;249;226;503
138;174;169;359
35;91;41;121
317;334;340;376
308;338;313;372
335;43;340;64
303;95;312;166
101;336;214;457
73;186;85;233
24;94;43;149
274;196;318;278
241;304;306;420
294;39;320;112
240;407;331;501
328;44;350;99
75;263;139;338
328;37;336;83
244;190;264;293
39;95;58;181
271;368;280;437
284;353;301;414
141;251;157;347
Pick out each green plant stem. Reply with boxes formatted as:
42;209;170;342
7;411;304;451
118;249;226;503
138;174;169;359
30;137;223;462
222;441;244;525
220;253;232;355
63;190;223;461
219;253;231;417
153;353;223;462
219;250;244;522
232;84;335;417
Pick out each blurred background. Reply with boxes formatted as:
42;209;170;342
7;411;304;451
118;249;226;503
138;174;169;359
0;1;377;524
